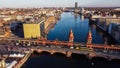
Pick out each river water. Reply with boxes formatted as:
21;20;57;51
22;52;120;68
47;12;104;44
21;12;115;68
11;12;105;44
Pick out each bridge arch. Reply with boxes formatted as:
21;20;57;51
33;50;51;55
33;50;39;54
52;52;66;57
71;53;88;60
33;49;68;57
40;51;51;55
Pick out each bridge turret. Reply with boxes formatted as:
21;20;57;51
86;30;92;47
69;29;74;42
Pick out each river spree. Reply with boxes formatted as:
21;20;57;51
47;12;104;44
21;12;111;68
22;52;120;68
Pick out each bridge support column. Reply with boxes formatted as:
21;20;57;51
23;41;26;46
37;49;42;53
66;51;72;57
36;41;39;45
88;53;95;59
42;41;46;45
30;49;34;53
28;42;31;46
104;46;109;51
67;43;73;47
50;51;54;55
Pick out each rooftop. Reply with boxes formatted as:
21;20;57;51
25;17;46;24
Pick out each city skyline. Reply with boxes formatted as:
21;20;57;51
0;0;120;8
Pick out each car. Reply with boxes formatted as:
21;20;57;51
109;50;113;54
56;46;61;48
27;43;31;46
89;48;93;51
15;43;19;45
103;50;107;53
75;47;79;50
70;46;74;49
45;46;49;48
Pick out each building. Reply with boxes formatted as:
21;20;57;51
44;16;56;30
98;18;120;25
0;20;4;33
75;2;78;8
114;8;120;11
106;18;120;25
110;25;120;43
0;59;6;68
74;2;80;13
23;17;45;38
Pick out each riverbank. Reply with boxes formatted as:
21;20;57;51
15;50;32;68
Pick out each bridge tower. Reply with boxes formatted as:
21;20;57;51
86;30;92;47
69;29;74;42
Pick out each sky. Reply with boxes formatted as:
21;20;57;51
0;0;120;8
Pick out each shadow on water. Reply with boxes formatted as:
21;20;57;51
71;53;88;61
110;59;120;67
89;19;119;45
111;59;120;63
89;57;120;68
52;52;66;58
22;51;120;68
22;53;91;68
20;12;120;68
33;51;89;60
32;51;67;58
91;57;108;61
32;51;51;56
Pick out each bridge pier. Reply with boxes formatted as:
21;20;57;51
42;41;46;45
50;50;72;57
66;51;72;57
18;40;21;44
32;48;72;57
87;53;96;59
50;51;55;55
34;42;37;45
67;43;73;47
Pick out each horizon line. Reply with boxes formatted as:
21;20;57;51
0;6;120;8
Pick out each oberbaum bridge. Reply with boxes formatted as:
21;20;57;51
1;29;120;60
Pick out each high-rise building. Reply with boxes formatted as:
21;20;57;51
74;2;80;13
75;2;78;8
23;16;56;39
23;17;45;39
